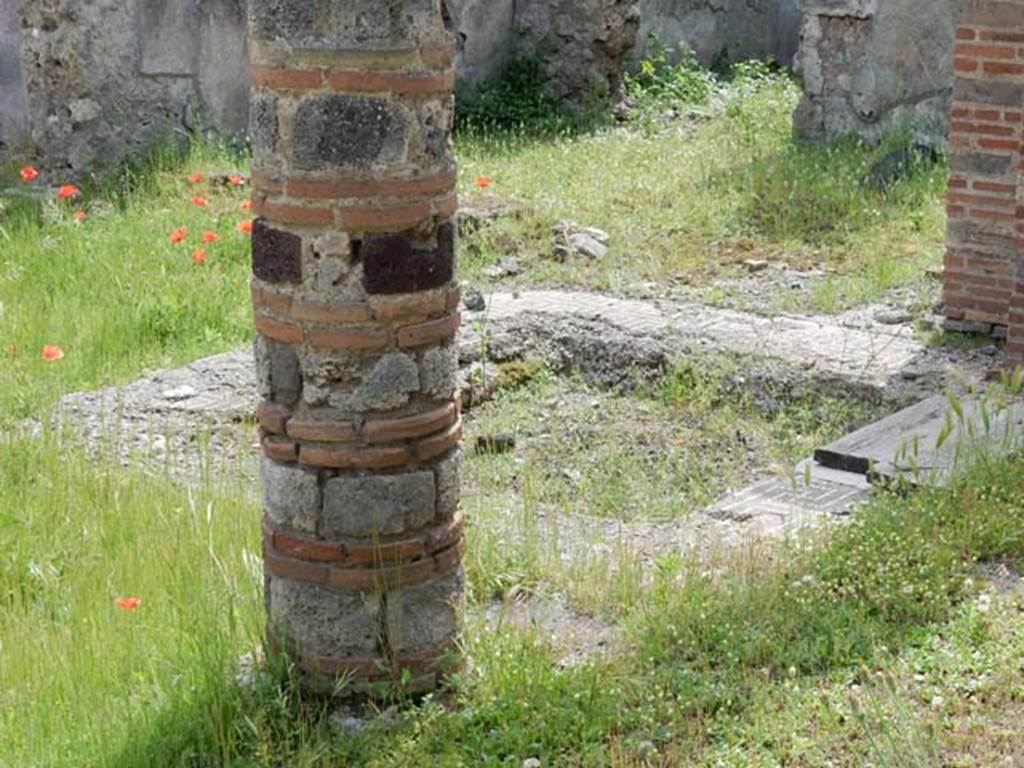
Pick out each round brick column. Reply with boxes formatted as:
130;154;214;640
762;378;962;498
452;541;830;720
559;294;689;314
247;0;463;696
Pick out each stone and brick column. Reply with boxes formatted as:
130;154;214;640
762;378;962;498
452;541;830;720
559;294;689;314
247;1;463;696
944;0;1024;363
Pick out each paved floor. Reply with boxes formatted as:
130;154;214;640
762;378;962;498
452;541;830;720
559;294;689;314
43;290;1008;561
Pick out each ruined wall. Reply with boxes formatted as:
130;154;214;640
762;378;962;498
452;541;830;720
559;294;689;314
3;0;249;176
2;0;807;175
793;0;955;145
448;0;803;91
637;0;803;68
447;0;641;99
513;0;641;100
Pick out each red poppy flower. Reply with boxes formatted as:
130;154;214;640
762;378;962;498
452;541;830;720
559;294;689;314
169;227;188;244
42;345;65;361
238;219;253;234
201;231;220;243
20;166;39;183
192;248;207;265
73;211;88;222
240;200;252;212
475;176;493;189
187;173;203;184
191;196;209;208
228;174;245;187
57;184;80;200
115;597;142;610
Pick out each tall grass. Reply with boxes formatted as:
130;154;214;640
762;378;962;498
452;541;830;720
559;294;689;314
3;415;1023;765
456;65;946;307
0;144;254;422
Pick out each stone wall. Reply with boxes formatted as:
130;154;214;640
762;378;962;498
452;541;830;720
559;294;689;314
636;0;803;68
0;2;28;155
1;0;811;176
793;0;956;145
446;0;642;99
942;0;1024;362
3;0;249;176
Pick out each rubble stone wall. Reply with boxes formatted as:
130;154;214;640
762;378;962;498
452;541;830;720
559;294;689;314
4;0;249;176
793;0;956;145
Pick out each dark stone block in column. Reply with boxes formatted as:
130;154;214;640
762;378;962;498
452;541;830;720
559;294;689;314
293;95;408;171
253;218;303;283
360;223;455;295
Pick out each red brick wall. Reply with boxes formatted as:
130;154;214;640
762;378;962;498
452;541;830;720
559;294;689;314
944;0;1024;357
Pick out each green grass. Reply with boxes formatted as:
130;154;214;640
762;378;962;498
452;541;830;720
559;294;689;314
0;144;254;422
2;426;1023;766
455;70;946;311
0;56;1006;768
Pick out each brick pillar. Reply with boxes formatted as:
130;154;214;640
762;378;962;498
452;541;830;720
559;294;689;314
247;1;463;696
944;0;1024;357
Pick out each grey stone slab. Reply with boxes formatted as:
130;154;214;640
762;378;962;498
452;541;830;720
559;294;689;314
709;475;869;523
198;0;249;135
476;290;957;393
794;458;872;490
815;393;1024;486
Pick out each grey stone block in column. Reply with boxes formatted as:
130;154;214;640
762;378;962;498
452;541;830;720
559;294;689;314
261;457;321;533
269;576;381;658
385;566;464;653
292;95;410;171
322;472;437;538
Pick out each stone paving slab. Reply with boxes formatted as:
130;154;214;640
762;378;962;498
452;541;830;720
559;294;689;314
50;349;259;479
41;290;1006;559
469;290;992;397
815;392;1024;486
